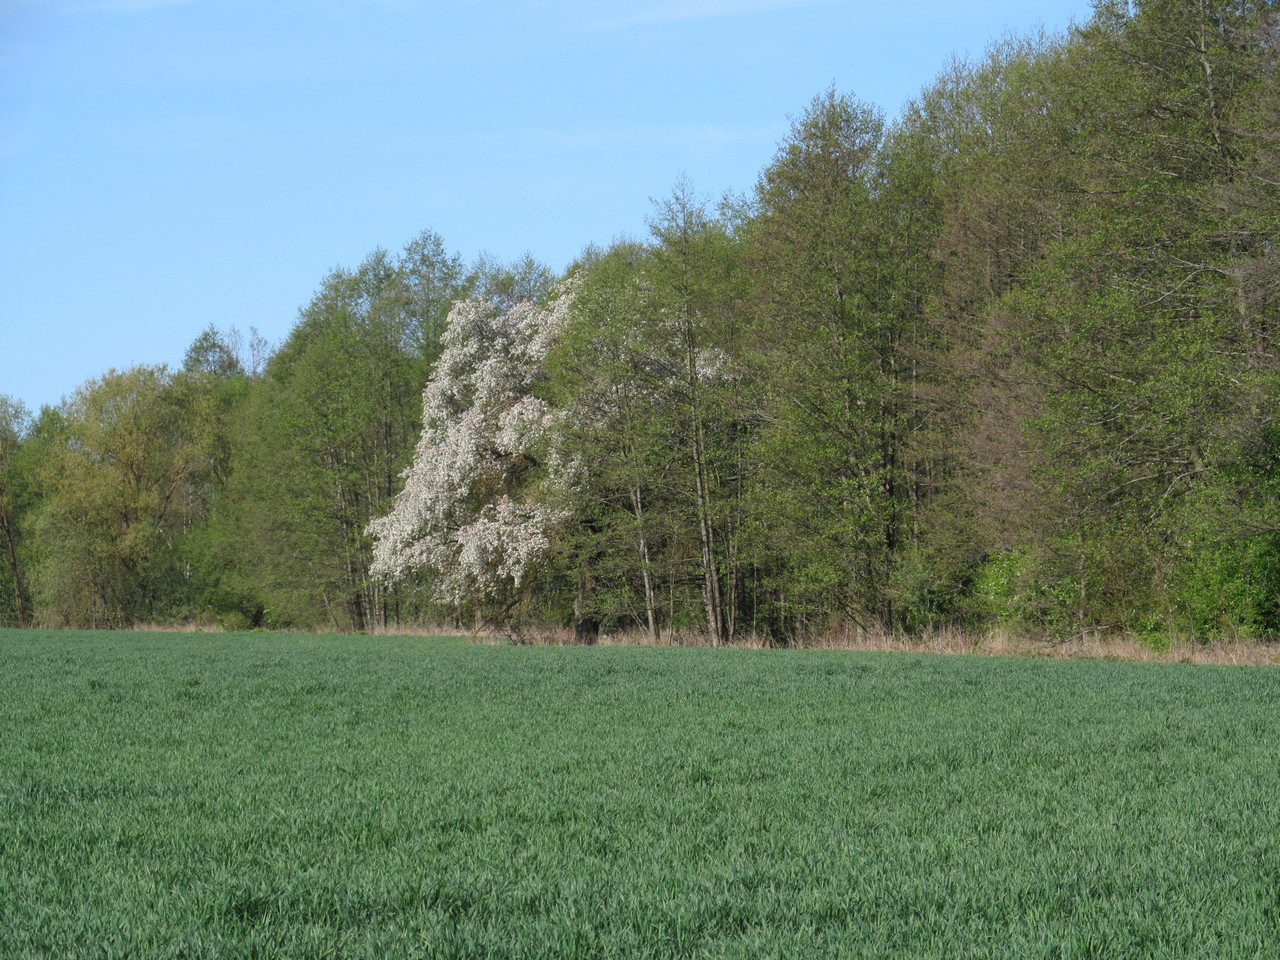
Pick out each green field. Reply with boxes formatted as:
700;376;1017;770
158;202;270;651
2;631;1278;958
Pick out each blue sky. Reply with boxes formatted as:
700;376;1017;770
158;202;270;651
1;0;1093;414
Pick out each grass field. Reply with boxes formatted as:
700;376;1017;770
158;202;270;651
2;630;1278;958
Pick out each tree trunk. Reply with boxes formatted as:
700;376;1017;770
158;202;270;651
1;509;26;628
573;574;599;645
1076;530;1088;639
692;419;725;644
574;617;600;645
1196;0;1226;160
630;484;660;644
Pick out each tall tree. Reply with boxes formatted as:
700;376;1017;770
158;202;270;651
369;286;578;633
549;214;752;644
898;35;1075;630
1008;0;1280;634
642;180;750;644
547;241;671;641
0;396;33;627
175;326;260;627
30;367;207;626
743;88;895;634
224;233;473;630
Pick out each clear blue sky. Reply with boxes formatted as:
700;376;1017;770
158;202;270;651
1;0;1093;414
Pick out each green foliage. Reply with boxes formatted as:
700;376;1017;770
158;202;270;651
10;4;1280;639
970;550;1030;627
4;630;1280;957
0;396;34;628
212;234;476;632
26;366;220;627
183;324;247;379
470;249;558;310
548;185;751;643
892;1;1280;636
1168;538;1280;641
743;88;910;633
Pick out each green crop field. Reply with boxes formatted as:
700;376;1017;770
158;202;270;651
1;630;1278;958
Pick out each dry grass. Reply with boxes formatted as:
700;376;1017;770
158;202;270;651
365;621;468;638
809;626;1280;665
121;619;1280;665
130;621;227;633
484;623;1280;665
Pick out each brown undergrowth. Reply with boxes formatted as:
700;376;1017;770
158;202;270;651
479;624;1280;665
121;620;1280;664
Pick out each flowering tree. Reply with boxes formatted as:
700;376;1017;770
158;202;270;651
368;284;578;623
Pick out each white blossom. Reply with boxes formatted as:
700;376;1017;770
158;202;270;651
368;281;579;604
496;396;551;454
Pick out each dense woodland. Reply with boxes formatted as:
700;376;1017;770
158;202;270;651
2;0;1278;643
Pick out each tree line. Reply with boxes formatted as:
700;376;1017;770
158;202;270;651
3;0;1278;644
